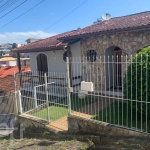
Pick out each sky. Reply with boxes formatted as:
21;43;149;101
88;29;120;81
0;0;149;44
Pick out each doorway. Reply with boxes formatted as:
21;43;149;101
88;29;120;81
37;53;48;73
37;53;48;83
105;46;122;90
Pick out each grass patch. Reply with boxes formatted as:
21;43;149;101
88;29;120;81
92;101;150;132
32;95;95;121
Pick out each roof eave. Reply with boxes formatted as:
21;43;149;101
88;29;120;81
12;45;67;53
59;25;150;41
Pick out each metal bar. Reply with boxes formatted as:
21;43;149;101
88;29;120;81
67;57;71;114
34;86;37;108
13;71;19;115
44;73;50;122
18;90;23;114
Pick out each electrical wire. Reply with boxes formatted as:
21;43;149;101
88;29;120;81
33;0;88;38
0;0;14;9
0;0;5;4
0;0;19;13
0;0;45;29
0;0;88;34
0;0;27;19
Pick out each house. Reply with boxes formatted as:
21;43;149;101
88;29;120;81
0;56;30;68
13;11;150;94
0;43;12;52
26;38;41;44
0;56;17;67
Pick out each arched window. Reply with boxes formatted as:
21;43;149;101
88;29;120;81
87;50;97;62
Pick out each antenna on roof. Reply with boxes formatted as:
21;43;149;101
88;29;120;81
102;13;111;20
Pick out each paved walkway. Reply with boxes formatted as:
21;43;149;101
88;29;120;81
46;111;92;132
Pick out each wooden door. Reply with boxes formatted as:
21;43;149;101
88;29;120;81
37;54;48;83
37;54;48;73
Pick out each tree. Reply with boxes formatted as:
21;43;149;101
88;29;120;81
12;43;17;49
0;51;5;57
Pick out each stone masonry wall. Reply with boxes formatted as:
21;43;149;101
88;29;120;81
80;30;150;90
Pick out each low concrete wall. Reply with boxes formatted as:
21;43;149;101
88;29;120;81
17;114;47;128
68;115;150;137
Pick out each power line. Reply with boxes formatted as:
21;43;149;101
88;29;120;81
0;0;18;13
0;0;45;29
0;0;5;4
0;0;27;19
33;0;88;38
0;0;14;9
0;0;19;13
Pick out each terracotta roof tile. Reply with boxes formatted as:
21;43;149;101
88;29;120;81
60;11;150;39
13;11;150;52
13;30;76;52
0;66;30;92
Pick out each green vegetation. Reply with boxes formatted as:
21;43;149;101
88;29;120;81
12;43;17;49
92;101;150;132
123;46;150;116
32;95;95;121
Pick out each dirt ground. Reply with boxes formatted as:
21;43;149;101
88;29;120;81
94;135;150;150
0;138;92;150
0;126;150;150
1;134;150;150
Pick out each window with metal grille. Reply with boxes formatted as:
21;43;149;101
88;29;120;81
87;50;97;62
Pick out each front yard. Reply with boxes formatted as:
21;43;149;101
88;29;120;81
32;95;94;121
92;101;150;132
31;95;150;132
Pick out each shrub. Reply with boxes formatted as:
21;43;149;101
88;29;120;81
123;46;150;116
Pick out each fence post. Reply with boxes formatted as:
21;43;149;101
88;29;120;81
44;73;50;122
66;57;71;114
13;72;19;115
34;86;37;108
18;90;23;114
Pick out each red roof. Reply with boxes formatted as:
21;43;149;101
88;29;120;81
13;30;76;52
59;11;150;39
13;11;150;53
0;66;30;92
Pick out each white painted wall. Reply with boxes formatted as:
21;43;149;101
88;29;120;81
29;50;67;72
29;41;81;74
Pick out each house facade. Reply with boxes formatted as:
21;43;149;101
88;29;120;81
79;30;150;90
13;11;150;92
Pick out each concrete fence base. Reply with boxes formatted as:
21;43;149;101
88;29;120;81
68;115;150;137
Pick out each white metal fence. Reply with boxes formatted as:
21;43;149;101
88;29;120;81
16;55;150;134
17;71;69;127
69;55;150;134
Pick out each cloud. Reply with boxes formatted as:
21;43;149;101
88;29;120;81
0;31;57;44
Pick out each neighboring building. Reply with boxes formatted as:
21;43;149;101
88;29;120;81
16;44;22;48
0;57;17;67
26;38;41;44
13;11;150;92
0;56;30;67
20;58;30;66
0;43;12;52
